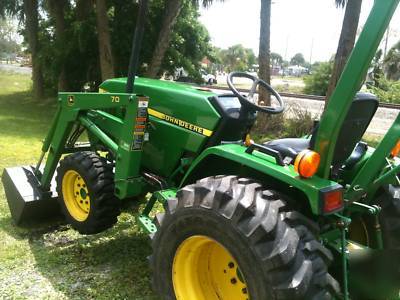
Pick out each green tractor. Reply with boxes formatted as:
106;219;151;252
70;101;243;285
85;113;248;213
2;0;400;299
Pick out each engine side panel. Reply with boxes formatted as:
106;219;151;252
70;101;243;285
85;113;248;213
100;78;221;177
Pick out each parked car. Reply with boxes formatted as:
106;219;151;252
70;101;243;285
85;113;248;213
200;70;217;85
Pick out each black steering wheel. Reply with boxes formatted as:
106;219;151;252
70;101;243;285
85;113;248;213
227;71;284;114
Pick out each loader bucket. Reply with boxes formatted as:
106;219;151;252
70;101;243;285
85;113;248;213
1;166;60;225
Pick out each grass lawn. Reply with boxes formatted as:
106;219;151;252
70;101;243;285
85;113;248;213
0;71;157;299
0;71;389;299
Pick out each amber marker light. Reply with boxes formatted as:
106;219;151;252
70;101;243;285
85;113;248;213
390;140;400;158
294;150;321;178
244;134;254;147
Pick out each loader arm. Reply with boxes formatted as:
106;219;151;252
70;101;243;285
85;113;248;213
315;0;400;178
38;92;149;199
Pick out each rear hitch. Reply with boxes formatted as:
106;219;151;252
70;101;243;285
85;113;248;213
335;214;351;300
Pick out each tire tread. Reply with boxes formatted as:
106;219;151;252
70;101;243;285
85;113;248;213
151;175;341;299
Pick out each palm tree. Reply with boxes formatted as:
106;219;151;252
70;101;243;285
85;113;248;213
271;52;283;69
258;0;272;105
146;0;224;78
95;0;115;81
24;0;44;98
384;41;400;81
47;0;69;91
325;0;363;103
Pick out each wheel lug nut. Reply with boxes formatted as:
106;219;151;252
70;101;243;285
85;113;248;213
242;288;247;294
228;262;234;268
230;278;237;284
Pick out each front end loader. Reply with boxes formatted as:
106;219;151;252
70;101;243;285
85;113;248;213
2;0;400;299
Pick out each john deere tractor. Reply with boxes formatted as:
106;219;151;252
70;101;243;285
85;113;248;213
2;0;400;299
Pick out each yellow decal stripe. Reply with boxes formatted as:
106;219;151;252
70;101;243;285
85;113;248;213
147;108;213;137
147;108;166;120
202;129;213;137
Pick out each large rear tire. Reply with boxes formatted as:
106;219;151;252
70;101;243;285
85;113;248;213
378;185;400;249
56;151;120;234
150;176;340;300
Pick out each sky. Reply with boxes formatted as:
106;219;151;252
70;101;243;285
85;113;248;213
199;0;400;63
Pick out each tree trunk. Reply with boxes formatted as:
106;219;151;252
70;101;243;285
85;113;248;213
75;0;94;83
76;0;93;21
48;0;69;91
95;0;115;80
23;0;44;99
146;0;183;78
325;0;362;104
258;0;272;106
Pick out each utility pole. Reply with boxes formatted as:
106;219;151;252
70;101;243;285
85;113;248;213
384;26;390;57
284;35;289;62
309;38;314;69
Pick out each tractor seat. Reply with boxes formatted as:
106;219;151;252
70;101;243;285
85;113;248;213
266;138;310;160
264;92;379;168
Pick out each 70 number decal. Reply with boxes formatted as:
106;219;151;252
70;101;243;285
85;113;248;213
111;96;120;103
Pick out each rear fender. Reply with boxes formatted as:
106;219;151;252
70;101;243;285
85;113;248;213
181;144;342;215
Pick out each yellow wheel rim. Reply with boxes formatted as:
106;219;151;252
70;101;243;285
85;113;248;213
173;235;249;300
349;218;370;246
61;170;90;222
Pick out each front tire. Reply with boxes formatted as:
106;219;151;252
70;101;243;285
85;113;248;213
56;152;120;234
150;176;340;300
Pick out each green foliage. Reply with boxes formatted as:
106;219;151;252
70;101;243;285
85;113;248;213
290;53;306;66
271;52;283;66
111;0;213;82
368;77;400;104
2;0;214;94
304;61;333;96
274;83;304;94
383;41;400;81
217;44;256;72
367;49;384;88
37;6;100;93
161;2;214;81
0;18;21;58
285;104;314;138
0;0;22;19
194;0;225;8
335;0;347;8
251;103;314;142
281;60;289;68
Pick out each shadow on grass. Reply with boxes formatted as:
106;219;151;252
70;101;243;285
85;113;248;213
0;214;64;241
29;221;157;299
1;199;159;299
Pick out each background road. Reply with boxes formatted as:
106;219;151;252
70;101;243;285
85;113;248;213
211;87;398;137
0;63;32;75
283;96;397;136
